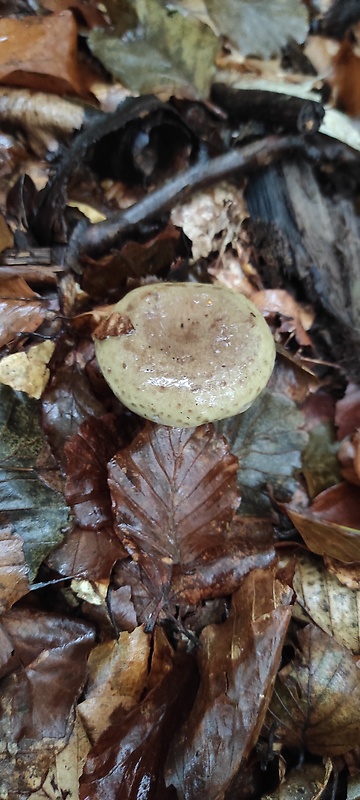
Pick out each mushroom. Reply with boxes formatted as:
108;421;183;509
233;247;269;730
94;282;275;427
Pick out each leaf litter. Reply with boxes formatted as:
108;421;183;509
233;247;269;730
0;0;360;798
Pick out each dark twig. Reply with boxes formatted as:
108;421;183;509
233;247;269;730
74;134;318;258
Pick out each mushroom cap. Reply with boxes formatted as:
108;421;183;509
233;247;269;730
94;282;275;427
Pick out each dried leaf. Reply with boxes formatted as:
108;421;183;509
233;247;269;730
81;224;186;299
0;609;95;797
171;184;248;262
0;11;85;95
217;390;308;515
262;760;333;800
88;0;219;98
287;483;360;562
0;385;69;579
165;568;292;800
0;340;55;399
28;713;91;800
294;551;360;653
252;289;314;347
301;421;341;498
108;423;240;622
267;624;360;756
205;0;308;59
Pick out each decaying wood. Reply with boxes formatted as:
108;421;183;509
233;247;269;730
245;160;360;380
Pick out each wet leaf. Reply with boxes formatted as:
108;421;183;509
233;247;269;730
79;652;197;800
217;390;308;515
0;11;86;95
293;551;360;653
205;0;308;59
112;516;276;627
88;0;219;98
165;568;292;800
287;483;360;562
47;524;125;582
78;626;151;743
108;423;240;621
0;609;95;797
0;276;46;349
0;385;70;579
64;414;127;530
42;363;106;467
267;624;360;756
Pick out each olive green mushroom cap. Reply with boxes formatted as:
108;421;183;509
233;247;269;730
94;282;275;427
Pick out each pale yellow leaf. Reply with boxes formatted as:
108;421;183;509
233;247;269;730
0;340;55;399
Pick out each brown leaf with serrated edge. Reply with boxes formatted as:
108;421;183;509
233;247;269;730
165;567;292;800
79;652;198;800
110;516;275;630
0;11;86;96
108;423;240;623
0;276;46;349
0;609;95;796
64;414;127;530
266;624;360;756
286;483;360;562
0;524;29;613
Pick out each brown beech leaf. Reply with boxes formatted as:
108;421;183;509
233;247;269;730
0;276;46;349
266;624;360;756
0;524;30;613
64;414;127;530
111;517;275;630
286;483;360;562
108;424;240;620
42;363;106;467
0;11;86;95
79;652;197;800
0;609;95;797
47;523;126;582
165;568;292;800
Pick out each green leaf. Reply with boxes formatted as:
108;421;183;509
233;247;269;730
217;390;308;515
205;0;308;59
89;0;219;98
0;386;70;579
